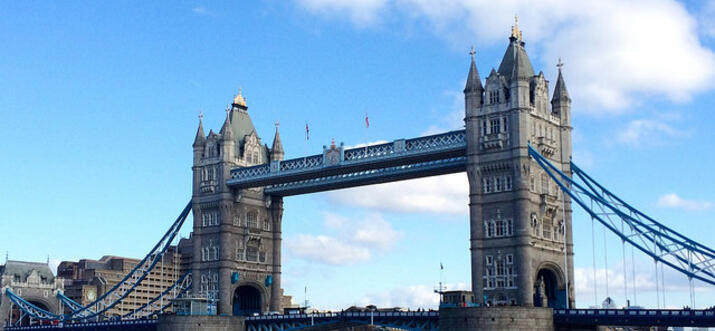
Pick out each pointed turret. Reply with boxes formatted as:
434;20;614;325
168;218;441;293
220;106;234;141
464;47;483;93
552;59;570;102
497;15;534;82
232;87;248;112
193;112;206;147
270;121;284;162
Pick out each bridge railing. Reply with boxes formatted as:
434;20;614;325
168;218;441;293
228;130;467;187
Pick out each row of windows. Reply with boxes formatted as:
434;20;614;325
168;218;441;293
201;210;221;227
483;175;513;194
488;90;501;104
529;174;560;196
484;219;514;238
231;211;272;231
531;217;565;241
201;246;219;261
480;117;509;136
484;255;516;289
237;247;267;263
201;166;218;182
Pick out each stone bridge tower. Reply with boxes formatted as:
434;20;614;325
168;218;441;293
464;21;575;308
191;90;285;315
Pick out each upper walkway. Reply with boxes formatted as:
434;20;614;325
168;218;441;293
227;130;467;196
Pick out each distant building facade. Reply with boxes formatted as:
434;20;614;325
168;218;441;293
464;19;574;308
58;239;191;318
0;260;63;327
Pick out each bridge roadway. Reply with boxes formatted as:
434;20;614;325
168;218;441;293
5;309;715;330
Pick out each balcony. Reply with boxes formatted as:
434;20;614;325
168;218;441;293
536;136;556;157
480;132;508;151
200;180;217;193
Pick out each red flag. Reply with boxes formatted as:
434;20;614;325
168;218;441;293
365;113;369;128
305;123;310;140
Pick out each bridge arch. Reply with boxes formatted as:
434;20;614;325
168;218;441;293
533;262;566;309
232;281;267;316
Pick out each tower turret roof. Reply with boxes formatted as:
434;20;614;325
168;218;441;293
193;112;206;147
552;59;570;102
497;16;534;81
271;121;284;156
220;106;234;141
464;47;484;93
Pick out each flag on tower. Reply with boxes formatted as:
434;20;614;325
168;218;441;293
306;123;310;140
365;113;370;128
440;262;444;270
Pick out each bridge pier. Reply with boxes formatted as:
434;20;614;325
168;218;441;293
158;315;246;331
439;306;554;331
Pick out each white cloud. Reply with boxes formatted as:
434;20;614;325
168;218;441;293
295;0;388;27
326;173;469;216
192;5;216;17
616;119;682;146
294;0;715;113
285;213;403;265
702;0;715;38
657;193;713;211
358;282;468;309
285;234;371;265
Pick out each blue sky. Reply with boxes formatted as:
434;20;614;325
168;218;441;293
1;0;715;310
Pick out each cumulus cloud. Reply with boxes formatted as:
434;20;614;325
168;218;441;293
294;0;715;113
327;173;469;215
295;0;388;27
616;119;682;146
285;213;403;265
358;282;468;309
657;193;713;211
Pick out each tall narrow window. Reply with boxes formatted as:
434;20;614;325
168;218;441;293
495;177;502;192
502;117;508;132
246;245;258;262
482;121;487;136
505;176;513;191
507;219;513;236
247;211;258;229
491;119;500;134
496;220;505;237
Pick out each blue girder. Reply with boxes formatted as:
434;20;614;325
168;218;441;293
246;311;439;331
227;130;467;193
528;145;715;286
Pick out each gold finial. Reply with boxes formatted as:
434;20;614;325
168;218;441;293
511;14;522;42
557;58;564;70
233;86;247;107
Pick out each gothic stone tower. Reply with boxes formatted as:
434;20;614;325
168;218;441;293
464;21;575;308
191;90;285;315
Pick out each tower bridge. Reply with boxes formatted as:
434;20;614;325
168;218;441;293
3;22;715;331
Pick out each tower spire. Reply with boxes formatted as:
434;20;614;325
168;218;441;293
511;14;523;43
193;111;206;147
233;86;247;108
552;58;570;102
464;46;483;93
220;105;234;141
271;120;284;162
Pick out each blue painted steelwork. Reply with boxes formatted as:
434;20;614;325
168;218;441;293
4;319;157;331
528;145;715;286
6;202;193;322
554;309;715;328
227;130;467;193
246;311;439;331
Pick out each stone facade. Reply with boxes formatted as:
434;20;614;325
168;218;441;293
464;22;574;308
0;260;63;327
439;306;554;331
191;91;286;315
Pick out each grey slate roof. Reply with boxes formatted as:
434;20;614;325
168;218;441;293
230;107;267;162
193;120;206;147
552;69;570;102
271;127;284;156
464;56;483;92
497;40;535;81
1;260;55;282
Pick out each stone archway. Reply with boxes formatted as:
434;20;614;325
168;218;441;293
534;268;566;309
232;285;262;316
10;300;51;326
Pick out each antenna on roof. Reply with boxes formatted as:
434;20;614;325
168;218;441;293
5;251;8;264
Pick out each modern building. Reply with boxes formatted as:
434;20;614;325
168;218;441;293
58;241;190;318
0;260;64;327
463;18;574;308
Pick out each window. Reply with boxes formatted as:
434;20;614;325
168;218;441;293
496;260;505;276
506;254;513;264
486;255;493;265
496;220;505;237
530;176;535;192
507;219;513;236
484;178;492;193
541;174;549;195
490;119;500;134
495;177;502;192
259;251;266;263
542;219;552;239
263;219;270;231
247;211;258;229
253;152;259;164
487;221;495;237
481;121;488;136
502;117;508;132
246;245;258;262
488;90;499;104
505;176;513;191
507;279;514;288
212;247;219;260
